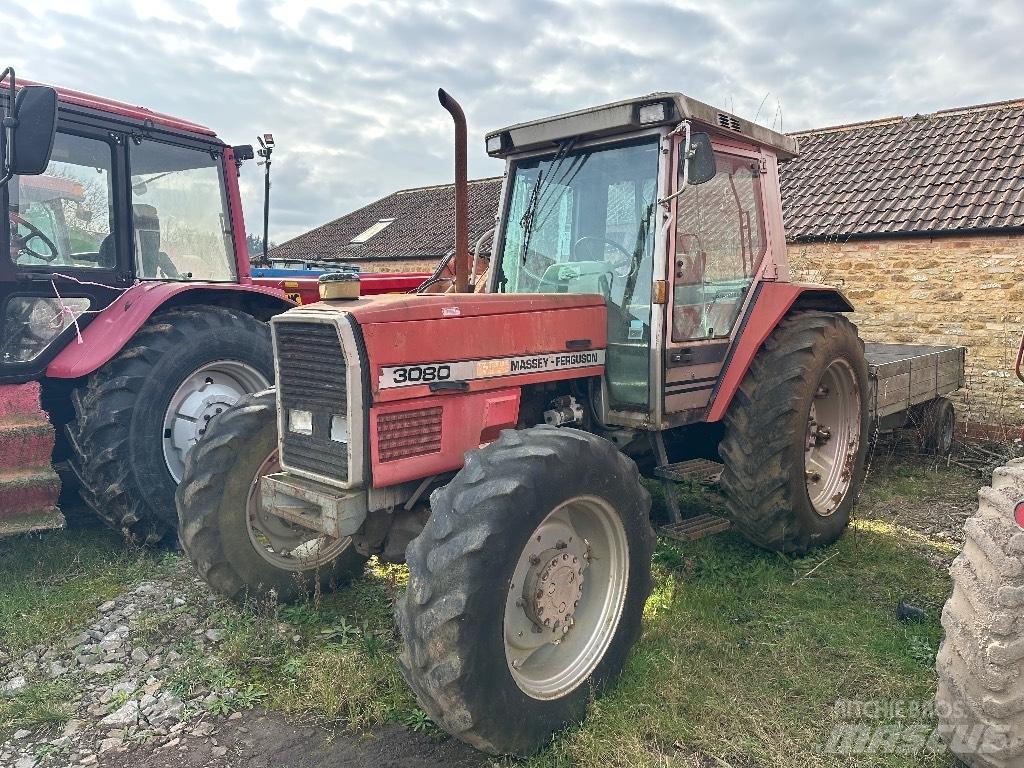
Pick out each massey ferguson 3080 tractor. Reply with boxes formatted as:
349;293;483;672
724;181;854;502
934;337;1024;767
178;90;962;753
0;69;297;542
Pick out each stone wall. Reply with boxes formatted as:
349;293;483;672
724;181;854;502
787;233;1024;428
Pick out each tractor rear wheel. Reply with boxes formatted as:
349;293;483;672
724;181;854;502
719;311;869;554
176;390;366;604
67;307;274;545
396;426;655;755
935;460;1024;767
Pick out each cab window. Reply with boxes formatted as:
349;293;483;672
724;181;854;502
8;132;115;269
129;140;235;281
673;152;766;342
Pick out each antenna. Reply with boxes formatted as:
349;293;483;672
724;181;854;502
752;91;771;125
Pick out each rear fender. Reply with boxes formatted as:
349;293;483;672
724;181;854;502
704;282;854;422
46;282;294;380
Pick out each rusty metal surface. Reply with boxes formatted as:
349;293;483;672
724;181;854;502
659;514;732;542
438;89;470;293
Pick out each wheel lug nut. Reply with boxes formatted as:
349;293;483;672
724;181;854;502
529;554;540;565
555;540;567;549
515;598;525;608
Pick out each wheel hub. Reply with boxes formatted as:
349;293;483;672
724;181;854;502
162;361;270;483
522;547;585;631
804;360;860;516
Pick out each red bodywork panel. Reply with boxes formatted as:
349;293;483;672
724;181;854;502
19;78;216;136
46;282;292;379
704;282;854;422
336;293;607;484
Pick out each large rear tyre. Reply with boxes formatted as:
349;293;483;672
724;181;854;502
176;390;366;604
396;426;655;755
935;460;1024;767
66;308;274;545
719;311;869;554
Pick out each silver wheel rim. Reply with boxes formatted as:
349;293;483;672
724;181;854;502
162;361;270;483
804;359;861;516
503;495;629;700
245;449;352;571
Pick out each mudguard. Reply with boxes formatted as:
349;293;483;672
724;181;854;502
46;282;293;379
705;282;854;422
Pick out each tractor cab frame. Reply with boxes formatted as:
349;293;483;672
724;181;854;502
484;93;849;430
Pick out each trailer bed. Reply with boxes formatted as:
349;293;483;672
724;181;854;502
864;343;965;426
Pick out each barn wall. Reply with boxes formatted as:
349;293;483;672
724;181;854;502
788;233;1024;428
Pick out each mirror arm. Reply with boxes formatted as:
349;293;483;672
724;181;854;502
0;66;14;187
658;120;691;210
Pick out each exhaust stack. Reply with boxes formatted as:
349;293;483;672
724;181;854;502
438;88;470;293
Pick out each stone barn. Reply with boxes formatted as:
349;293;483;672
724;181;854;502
781;98;1024;429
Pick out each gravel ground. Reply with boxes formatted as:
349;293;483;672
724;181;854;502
0;570;483;768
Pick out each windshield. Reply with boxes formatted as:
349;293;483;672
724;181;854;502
497;137;660;410
129;140;236;281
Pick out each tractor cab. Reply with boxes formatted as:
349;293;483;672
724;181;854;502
485;94;798;427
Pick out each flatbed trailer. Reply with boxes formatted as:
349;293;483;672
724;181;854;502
864;343;966;431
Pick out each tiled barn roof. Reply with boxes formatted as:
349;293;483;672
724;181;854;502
780;98;1024;241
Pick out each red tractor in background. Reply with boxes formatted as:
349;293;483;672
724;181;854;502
935;332;1024;767
0;69;422;543
176;89;963;753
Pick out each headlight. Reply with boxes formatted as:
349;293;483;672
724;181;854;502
638;102;667;124
1;296;90;363
330;415;348;443
288;408;313;435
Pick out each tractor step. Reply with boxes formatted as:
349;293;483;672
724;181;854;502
0;383;65;537
659;514;732;542
655;458;724;485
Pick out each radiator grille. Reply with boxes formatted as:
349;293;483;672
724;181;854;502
377;407;443;462
274;321;349;481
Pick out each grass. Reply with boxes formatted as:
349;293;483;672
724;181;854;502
0;455;981;765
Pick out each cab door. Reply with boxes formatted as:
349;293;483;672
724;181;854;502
0;117;130;384
664;140;769;421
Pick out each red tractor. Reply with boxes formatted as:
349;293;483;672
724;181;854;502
177;90;961;754
935;333;1024;767
0;70;421;543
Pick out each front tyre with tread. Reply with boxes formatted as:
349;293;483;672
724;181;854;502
176;390;366;604
396;426;655;755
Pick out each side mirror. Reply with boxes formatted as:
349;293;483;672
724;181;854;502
9;86;58;176
683;132;716;185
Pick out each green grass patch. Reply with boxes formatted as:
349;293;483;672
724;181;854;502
0;525;165;657
0;680;75;740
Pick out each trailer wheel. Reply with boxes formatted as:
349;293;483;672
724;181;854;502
396;426;654;755
67;307;274;545
935;460;1024;767
176;390;366;603
719;311;869;554
915;397;956;455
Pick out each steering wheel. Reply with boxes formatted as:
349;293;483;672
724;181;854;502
10;212;60;262
572;236;636;277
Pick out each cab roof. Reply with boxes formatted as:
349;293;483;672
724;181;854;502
8;77;217;138
485;92;799;161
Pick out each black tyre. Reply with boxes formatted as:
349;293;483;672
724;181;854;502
176;390;366;604
935;460;1024;767
396;426;655;755
916;396;956;455
67;307;274;544
719;311;869;554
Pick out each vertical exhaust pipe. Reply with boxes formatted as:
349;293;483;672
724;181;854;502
438;88;470;293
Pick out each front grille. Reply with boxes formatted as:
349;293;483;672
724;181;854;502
377;407;443;462
274;321;349;482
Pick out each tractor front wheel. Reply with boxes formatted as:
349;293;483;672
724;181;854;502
176;390;366;603
719;311;869;554
396;426;655;755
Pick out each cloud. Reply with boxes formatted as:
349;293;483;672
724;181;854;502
6;0;1022;241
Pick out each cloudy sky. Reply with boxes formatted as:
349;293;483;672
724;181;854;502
6;0;1022;243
